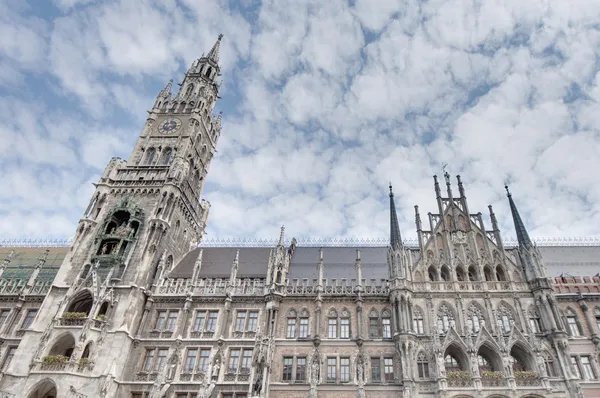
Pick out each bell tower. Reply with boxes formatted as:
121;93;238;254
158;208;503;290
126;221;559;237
56;34;225;291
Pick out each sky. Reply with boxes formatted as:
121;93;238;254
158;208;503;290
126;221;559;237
1;0;600;243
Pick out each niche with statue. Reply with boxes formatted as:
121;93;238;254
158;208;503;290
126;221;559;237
92;197;144;267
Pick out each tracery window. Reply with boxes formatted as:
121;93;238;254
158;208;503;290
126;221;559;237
496;303;515;333
437;304;456;333
466;303;484;333
495;265;507;281
368;308;392;339
417;352;429;379
159;148;173;165
468;266;478;281
144;147;156;165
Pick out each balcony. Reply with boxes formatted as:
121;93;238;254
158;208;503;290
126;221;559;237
34;357;94;373
515;372;541;387
447;372;473;387
480;372;507;387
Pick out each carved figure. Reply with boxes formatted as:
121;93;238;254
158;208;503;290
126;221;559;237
437;353;446;378
211;359;220;379
311;357;320;384
101;244;109;254
253;365;263;394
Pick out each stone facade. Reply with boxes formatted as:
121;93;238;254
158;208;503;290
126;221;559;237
0;35;599;398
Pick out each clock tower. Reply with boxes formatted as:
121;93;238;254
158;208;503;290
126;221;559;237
51;34;225;300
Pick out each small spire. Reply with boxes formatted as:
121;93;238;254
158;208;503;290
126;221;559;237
207;34;223;64
162;79;173;95
457;175;465;198
389;184;402;249
505;185;533;247
215;111;222;131
414;205;422;231
278;225;285;246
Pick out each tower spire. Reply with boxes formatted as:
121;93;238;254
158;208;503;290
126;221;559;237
389;184;402;249
505;185;532;247
207;34;223;64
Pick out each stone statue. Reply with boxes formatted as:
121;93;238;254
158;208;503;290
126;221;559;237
357;359;364;384
253;366;263;394
311;358;320;384
211;359;220;380
101;244;109;254
437;353;446;378
471;354;480;376
537;355;548;378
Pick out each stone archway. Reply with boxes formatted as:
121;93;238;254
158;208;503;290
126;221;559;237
27;378;57;398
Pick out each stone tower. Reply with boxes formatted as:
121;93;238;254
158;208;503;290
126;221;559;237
2;35;224;397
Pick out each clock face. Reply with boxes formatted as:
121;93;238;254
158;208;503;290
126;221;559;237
158;118;182;134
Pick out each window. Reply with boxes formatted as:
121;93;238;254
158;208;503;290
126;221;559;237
581;356;596;380
340;318;350;339
595;308;600;332
298;318;309;338
247;311;258;331
144;148;156;165
2;347;16;370
417;353;429;379
206;311;218;331
567;314;581;336
384;358;394;382
141;348;168;372
545;356;555;377
235;311;247;331
437;304;455;333
155;311;167;330
296;357;306;382
501;315;510;332
193;311;206;331
286;318;296;338
283;357;293;381
328;318;337;338
22;309;37;329
571;356;582;379
0;310;9;329
529;316;541;333
229;349;240;373
166;311;178;331
340;358;350;382
371;358;381;382
382;318;392;338
198;349;210;372
184;349;197;373
228;348;252;374
327;358;337;382
413;310;424;334
241;349;252;373
176;393;198;398
369;317;380;339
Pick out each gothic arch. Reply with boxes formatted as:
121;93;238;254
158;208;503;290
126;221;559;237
466;301;488;332
437;302;457;333
468;265;479;281
456;266;466;282
428;266;437;281
477;342;502;371
413;305;425;334
185;83;194;97
159;147;173;165
509;341;534;371
496;301;518;332
66;289;93;315
144;147;156;165
48;332;76;358
81;341;93;359
495;265;507;281
444;343;468;371
484;265;494;281
440;265;451;281
26;378;58;398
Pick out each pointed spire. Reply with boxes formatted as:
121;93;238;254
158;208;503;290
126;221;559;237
215;111;222;132
278;225;285;246
162;79;173;96
505;185;533;247
207;34;223;64
389;184;402;249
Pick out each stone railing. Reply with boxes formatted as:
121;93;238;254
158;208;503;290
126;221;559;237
34;359;93;373
416;281;528;292
446;372;473;387
515;373;540;386
57;318;87;327
480;372;506;387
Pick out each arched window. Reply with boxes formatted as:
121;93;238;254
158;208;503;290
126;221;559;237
81;342;92;359
428;266;437;282
66;290;93;316
48;333;76;359
340;308;351;339
413;307;424;334
381;309;392;339
456;267;465;282
417;352;430;379
484;266;494;281
159;148;172;165
477;345;501;373
566;308;582;337
185;84;194;97
27;379;57;398
496;303;515;333
466;303;484;333
468;266;478;281
144;147;156;165
368;309;380;339
97;301;109;318
543;352;556;377
510;344;532;372
299;308;309;339
205;66;213;78
286;309;297;339
496;266;507;281
440;266;450;281
327;309;338;339
528;306;542;333
437;303;456;333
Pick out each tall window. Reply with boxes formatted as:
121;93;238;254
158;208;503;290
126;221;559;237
184;349;197;373
413;309;424;334
155;311;167;330
327;358;337;382
384;358;394;382
571;356;582;379
529;315;541;333
155;310;178;331
142;349;155;372
286;318;296;339
296;357;307;382
193;311;206;331
417;353;429;379
437;304;455;333
566;310;582;336
544;355;555;378
369;317;380;339
371;358;381;382
241;349;252;373
193;310;218;333
0;310;9;329
206;311;218;332
235;311;247;331
581;356;596;380
299;317;309;338
22;309;37;329
328;318;337;338
198;349;210;372
496;303;515;333
283;357;293;381
235;310;259;332
466;303;483;333
144;148;156;165
2;347;16;370
382;317;392;338
340;318;350;339
247;311;258;331
159;148;173;165
228;348;252;374
166;311;178;331
228;350;240;373
340;358;350;382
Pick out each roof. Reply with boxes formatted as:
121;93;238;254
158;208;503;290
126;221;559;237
170;247;271;279
0;247;67;282
538;246;600;277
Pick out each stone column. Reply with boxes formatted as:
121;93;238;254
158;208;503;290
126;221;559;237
578;298;599;342
539;296;557;331
483;293;496;334
356;299;363;339
391;296;399;336
513;297;527;333
175;296;192;339
218;298;232;339
134;297;154;337
548;297;564;331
